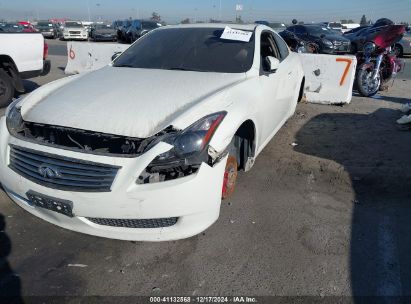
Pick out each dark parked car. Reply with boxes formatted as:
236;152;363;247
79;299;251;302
286;24;351;54
126;20;161;42
35;21;58;39
0;23;25;33
116;19;132;42
90;23;117;41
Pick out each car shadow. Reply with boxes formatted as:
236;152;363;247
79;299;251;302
0;213;23;303
294;107;411;299
21;80;40;95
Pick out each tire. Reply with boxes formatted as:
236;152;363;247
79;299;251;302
222;155;238;200
306;42;319;54
222;139;240;200
356;64;381;97
393;44;403;58
0;69;15;108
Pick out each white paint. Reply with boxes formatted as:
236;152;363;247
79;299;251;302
0;33;44;72
1;24;305;241
64;42;129;74
298;53;357;105
220;26;252;42
377;215;402;296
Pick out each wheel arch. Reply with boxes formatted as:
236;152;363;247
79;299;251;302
231;119;257;171
0;55;24;93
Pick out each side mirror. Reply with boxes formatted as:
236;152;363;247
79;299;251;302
111;52;122;61
266;56;280;72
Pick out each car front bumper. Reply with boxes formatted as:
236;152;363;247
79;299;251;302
93;35;117;41
63;33;88;40
41;31;55;38
0;117;227;241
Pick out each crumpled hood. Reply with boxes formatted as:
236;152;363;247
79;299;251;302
21;66;246;138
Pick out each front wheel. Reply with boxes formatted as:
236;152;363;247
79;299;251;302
222;155;238;200
356;64;381;97
0;69;15;108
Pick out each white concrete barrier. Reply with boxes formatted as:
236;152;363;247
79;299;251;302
65;42;129;74
298;53;357;105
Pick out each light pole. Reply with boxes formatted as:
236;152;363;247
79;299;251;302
86;0;92;22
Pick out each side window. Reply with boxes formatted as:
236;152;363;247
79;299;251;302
260;32;281;72
272;33;289;61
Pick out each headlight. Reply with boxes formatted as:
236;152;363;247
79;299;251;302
322;39;333;46
6;99;23;136
364;42;376;55
137;111;227;184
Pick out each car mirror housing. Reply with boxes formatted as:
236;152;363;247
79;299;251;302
266;56;280;72
111;52;122;61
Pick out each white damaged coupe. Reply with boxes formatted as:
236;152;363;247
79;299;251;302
0;24;305;241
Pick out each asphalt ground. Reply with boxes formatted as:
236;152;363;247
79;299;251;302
1;39;411;302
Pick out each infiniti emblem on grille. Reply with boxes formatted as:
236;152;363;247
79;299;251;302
38;164;61;179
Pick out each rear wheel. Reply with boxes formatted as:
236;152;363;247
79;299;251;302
0;69;15;108
356;63;381;97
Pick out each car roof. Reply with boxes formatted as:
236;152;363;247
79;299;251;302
164;23;258;31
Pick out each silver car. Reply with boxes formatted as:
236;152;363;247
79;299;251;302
394;32;411;57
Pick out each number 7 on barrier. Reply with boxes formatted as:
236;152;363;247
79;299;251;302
336;58;353;86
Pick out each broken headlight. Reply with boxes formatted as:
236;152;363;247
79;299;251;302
6;99;23;136
137;111;227;184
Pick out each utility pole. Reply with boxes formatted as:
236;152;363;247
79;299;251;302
87;0;92;22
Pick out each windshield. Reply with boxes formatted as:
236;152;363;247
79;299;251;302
65;22;83;28
307;26;333;35
37;22;53;27
95;24;112;29
142;22;160;29
113;27;255;73
329;22;342;28
270;23;286;29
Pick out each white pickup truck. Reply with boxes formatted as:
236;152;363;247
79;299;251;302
0;32;50;107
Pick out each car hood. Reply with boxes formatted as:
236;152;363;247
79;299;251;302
65;27;85;31
95;29;116;35
323;34;350;42
21;66;246;138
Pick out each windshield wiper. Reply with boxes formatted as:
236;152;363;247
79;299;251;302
167;67;206;72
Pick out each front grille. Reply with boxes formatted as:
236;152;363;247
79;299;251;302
9;145;120;192
86;217;179;228
69;31;81;34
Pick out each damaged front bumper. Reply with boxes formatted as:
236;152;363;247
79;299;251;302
0;117;227;241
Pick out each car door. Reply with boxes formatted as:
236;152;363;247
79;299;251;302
272;32;299;116
257;31;293;142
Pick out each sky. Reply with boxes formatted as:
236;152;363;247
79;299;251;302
0;0;410;24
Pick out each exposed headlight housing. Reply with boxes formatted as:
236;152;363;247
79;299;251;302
6;99;23;136
137;112;227;184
